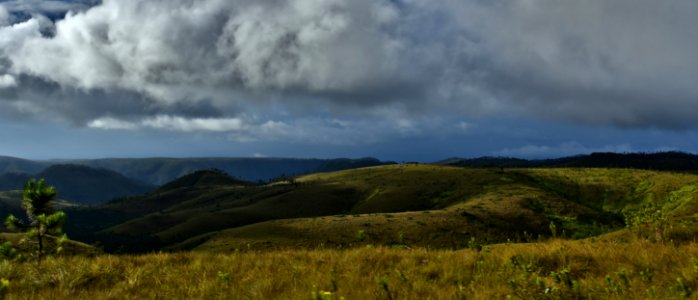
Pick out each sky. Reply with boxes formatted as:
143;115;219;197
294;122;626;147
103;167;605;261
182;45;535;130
0;0;697;161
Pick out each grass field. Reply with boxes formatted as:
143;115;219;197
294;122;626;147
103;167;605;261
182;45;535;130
0;234;696;299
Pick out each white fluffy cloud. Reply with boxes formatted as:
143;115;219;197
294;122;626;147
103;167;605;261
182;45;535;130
88;115;244;132
0;0;697;135
4;0;411;101
85;113;439;146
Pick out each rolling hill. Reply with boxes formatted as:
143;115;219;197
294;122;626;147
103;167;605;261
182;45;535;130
0;190;80;219
62;164;698;253
0;164;154;205
71;157;389;185
0;156;388;206
0;156;48;175
0;156;388;185
39;164;155;204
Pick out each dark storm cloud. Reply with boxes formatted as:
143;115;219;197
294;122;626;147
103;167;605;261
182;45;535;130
453;0;698;128
0;0;696;137
0;74;224;126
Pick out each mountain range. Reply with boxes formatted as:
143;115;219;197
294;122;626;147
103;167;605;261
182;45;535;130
0;156;389;204
1;151;698;253
0;151;697;206
438;151;698;171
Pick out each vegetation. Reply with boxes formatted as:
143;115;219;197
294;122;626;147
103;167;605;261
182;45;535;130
0;236;695;299
162;165;698;251
4;179;67;263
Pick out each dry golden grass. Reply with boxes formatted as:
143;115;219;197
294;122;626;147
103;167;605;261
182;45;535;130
1;234;697;299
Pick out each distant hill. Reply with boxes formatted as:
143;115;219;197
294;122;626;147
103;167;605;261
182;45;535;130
37;164;154;204
155;169;252;192
0;165;154;205
0;172;32;190
438;152;698;171
69;157;388;185
0;156;389;186
0;156;389;207
0;156;47;174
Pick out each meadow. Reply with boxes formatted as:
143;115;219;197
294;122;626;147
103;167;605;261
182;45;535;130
0;234;696;299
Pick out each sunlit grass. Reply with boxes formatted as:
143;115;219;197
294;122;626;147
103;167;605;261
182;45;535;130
1;234;697;299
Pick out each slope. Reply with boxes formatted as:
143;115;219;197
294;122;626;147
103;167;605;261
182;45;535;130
0;190;80;221
0;156;48;174
37;164;155;204
67;165;698;252
73;157;388;185
189;166;698;251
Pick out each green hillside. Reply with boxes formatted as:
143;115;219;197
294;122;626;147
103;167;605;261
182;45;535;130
192;165;698;251
64;165;698;252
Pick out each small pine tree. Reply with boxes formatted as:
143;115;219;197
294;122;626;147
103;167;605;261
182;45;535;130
4;179;67;263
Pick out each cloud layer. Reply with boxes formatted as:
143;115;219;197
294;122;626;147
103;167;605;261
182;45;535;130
0;0;697;141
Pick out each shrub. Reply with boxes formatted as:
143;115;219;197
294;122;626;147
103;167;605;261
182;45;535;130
4;179;67;263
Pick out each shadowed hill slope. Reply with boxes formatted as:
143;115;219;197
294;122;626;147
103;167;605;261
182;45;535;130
73;157;388;185
38;164;154;204
0;164;155;205
0;156;47;175
0;190;80;221
155;169;253;192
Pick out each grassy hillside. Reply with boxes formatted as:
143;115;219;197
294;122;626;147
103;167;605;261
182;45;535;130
66;165;698;253
1;236;698;299
183;165;698;251
0;233;99;257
